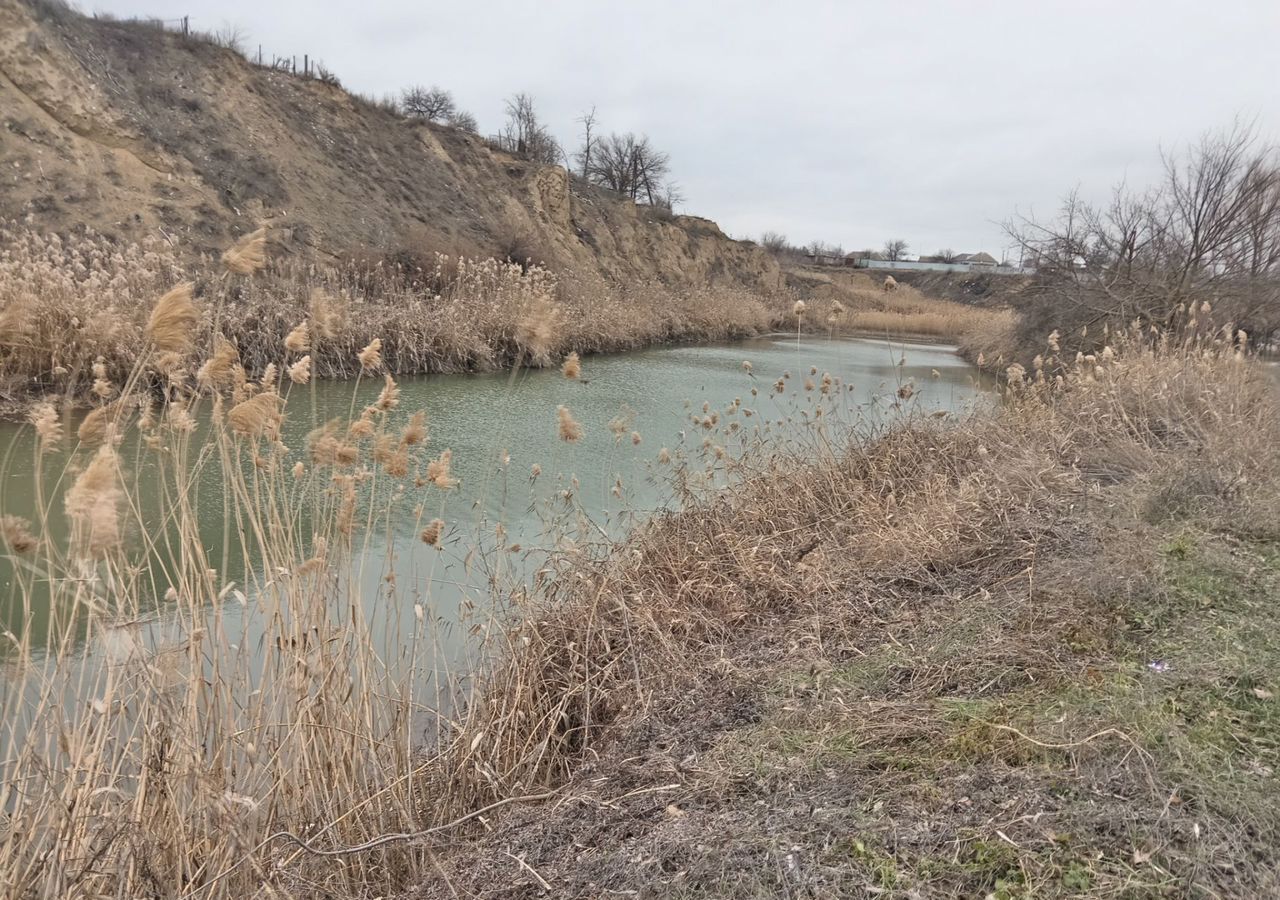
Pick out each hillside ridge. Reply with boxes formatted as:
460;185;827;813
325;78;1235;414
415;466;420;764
0;0;780;291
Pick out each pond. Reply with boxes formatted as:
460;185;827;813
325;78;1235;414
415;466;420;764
0;333;986;668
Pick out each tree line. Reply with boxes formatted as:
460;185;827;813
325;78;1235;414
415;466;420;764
756;235;928;263
396;87;682;209
1005;119;1280;348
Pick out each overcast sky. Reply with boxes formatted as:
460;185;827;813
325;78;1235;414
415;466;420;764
89;0;1280;259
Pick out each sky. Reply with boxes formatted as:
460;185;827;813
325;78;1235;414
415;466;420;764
89;0;1280;260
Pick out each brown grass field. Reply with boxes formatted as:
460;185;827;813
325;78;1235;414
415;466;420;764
0;228;1275;898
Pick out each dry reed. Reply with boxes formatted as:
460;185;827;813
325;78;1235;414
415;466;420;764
221;226;268;275
63;443;123;556
557;405;583;443
144;281;198;354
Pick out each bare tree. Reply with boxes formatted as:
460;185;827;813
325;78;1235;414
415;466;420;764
935;248;960;263
760;232;790;253
883;239;910;262
1005;119;1280;348
807;240;845;260
587;132;673;204
402;85;456;122
574;106;599;179
446;109;478;133
498;93;562;165
655;182;685;211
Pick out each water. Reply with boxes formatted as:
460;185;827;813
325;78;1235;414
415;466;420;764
0;334;985;664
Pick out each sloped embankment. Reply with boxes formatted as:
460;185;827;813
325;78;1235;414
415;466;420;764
0;0;779;292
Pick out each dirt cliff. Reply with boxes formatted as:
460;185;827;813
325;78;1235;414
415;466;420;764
0;0;780;291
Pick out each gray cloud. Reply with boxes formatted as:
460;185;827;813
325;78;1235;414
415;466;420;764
91;0;1280;259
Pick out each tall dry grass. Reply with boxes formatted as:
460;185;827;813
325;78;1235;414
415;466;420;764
0;221;807;897
0;224;782;413
401;314;1280;886
2;222;1274;898
784;270;1018;354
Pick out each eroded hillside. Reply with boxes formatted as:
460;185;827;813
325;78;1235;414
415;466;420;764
0;0;779;290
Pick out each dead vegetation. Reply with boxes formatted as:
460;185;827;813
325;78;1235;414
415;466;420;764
0;225;1009;416
787;267;1019;356
1;222;1276;899
404;325;1280;899
0;224;787;412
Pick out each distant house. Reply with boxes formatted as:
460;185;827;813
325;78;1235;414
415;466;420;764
843;250;883;267
807;251;845;266
955;251;998;267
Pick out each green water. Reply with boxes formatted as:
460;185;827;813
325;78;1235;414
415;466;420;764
0;334;985;662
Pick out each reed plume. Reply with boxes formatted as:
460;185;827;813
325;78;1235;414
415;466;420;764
561;352;581;380
307;420;341;464
284;321;311;353
221;227;268;275
347;411;375;439
516;297;557;362
78;401;121;445
227;391;284;439
136;396;156;431
0;515;37;554
307;420;360;467
198;338;240;390
65;444;123;556
166;403;197;434
373;435;409;477
609;406;637;442
90;355;116;400
29;401;62;452
375;373;400;411
557;405;583;443
400;411;427;446
335;474;357;536
426;449;458;489
288;355;312;384
420;519;445;547
144;282;197;354
358;338;384;372
309;289;346;339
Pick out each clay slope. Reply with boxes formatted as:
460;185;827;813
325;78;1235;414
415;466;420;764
0;0;779;291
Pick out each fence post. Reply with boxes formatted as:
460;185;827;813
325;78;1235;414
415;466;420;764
182;15;189;36
304;54;309;76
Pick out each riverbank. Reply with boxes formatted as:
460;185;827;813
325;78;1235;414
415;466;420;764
2;274;1276;894
0;226;1013;418
0;316;990;897
401;329;1280;898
